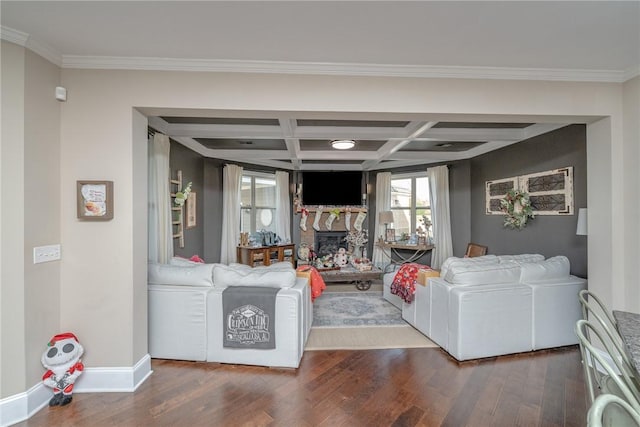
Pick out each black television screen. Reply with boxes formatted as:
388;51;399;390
302;171;363;206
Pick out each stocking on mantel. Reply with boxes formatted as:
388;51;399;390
299;208;309;231
325;208;341;231
312;206;324;231
353;211;367;232
345;208;352;231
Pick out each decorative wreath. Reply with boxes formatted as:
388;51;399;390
500;189;535;230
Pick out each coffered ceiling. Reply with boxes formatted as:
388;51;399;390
147;114;567;171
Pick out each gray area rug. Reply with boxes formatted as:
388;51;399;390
306;291;438;350
312;291;406;327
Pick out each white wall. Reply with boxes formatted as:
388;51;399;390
55;69;635;369
1;50;637;398
623;76;640;309
1;40;27;399
0;42;61;399
23;48;62;386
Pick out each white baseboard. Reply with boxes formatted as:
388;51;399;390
0;354;152;427
0;382;50;427
74;353;153;393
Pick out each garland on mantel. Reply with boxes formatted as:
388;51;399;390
500;189;535;230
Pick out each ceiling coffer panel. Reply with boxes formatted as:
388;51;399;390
299;139;384;151
433;122;534;129
296;119;410;128
401;140;487;152
162;117;280;126
195;138;287;150
302;160;365;164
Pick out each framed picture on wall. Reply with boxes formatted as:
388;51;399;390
76;180;114;220
186;192;196;228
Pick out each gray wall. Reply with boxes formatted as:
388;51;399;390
470;124;587;277
169;140;205;258
169;124;587;277
448;160;472;257
203;158;224;263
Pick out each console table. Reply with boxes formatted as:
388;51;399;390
236;244;296;267
318;266;383;291
377;242;435;265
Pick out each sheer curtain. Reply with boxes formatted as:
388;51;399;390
428;165;453;269
372;172;392;268
275;171;291;243
221;164;243;264
148;133;172;263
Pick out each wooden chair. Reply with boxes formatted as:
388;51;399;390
465;243;487;258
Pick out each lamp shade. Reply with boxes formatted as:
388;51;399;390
576;208;588;235
379;210;394;224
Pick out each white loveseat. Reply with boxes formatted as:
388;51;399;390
384;254;587;361
148;260;312;368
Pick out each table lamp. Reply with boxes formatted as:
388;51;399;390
379;211;394;241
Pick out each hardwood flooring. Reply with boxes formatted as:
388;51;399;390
18;346;586;427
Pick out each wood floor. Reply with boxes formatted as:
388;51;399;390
19;346;586;427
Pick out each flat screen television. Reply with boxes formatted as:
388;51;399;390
302;171;363;206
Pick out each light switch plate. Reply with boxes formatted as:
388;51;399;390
33;244;61;264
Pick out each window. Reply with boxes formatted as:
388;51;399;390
390;173;431;239
241;172;276;233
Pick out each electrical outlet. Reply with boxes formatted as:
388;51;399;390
33;244;61;264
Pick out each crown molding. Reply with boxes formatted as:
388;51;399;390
1;25;62;66
4;24;634;83
1;26;28;45
61;55;632;83
623;65;640;82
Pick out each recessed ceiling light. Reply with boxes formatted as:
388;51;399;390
331;139;356;150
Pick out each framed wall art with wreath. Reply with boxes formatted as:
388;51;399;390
485;166;574;230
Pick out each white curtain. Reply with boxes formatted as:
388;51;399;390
221;164;243;264
428;165;453;269
148;133;172;264
275;171;291;243
372;172;392;268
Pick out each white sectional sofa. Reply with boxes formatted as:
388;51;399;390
384;254;587;361
148;260;312;368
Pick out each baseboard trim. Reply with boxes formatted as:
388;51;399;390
75;353;153;393
0;354;152;426
0;382;50;427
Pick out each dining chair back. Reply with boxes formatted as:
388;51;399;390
588;394;640;427
576;319;640;411
579;290;637;383
464;243;487;258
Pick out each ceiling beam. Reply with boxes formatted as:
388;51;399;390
361;121;439;170
419;127;525;141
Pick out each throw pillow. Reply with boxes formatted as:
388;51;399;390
213;264;296;288
148;263;215;287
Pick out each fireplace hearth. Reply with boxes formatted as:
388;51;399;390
315;231;348;257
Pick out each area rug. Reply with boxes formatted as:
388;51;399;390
305;291;438;350
312;291;406;327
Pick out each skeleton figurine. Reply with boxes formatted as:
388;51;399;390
41;332;84;406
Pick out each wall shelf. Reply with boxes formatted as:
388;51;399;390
170;170;185;248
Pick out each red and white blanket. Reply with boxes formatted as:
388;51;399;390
296;265;327;302
390;263;431;304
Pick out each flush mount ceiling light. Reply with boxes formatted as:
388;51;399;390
331;139;356;150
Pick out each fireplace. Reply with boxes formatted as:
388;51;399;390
315;231;348;257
